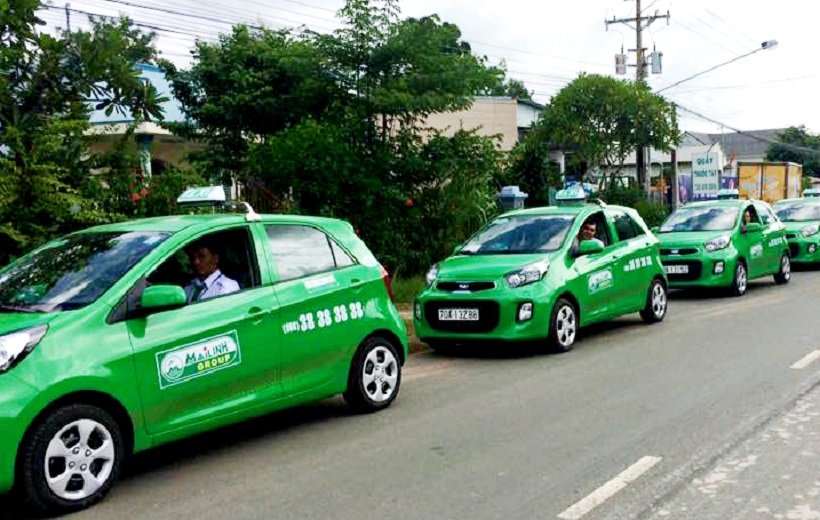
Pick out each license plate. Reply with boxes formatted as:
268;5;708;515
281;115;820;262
664;265;689;274
438;308;480;321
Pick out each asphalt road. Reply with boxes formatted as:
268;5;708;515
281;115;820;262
5;269;820;520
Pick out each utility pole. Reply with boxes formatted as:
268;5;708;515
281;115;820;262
607;1;670;194
65;3;71;33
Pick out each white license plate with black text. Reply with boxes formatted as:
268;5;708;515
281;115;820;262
438;308;480;321
664;265;689;274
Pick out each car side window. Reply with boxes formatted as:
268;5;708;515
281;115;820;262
610;211;645;242
108;226;261;322
755;204;778;225
582;211;613;247
266;225;356;281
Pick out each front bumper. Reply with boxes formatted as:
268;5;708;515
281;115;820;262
660;248;738;288
785;234;820;264
413;282;557;343
0;373;39;494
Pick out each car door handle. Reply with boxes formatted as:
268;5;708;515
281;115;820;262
248;306;265;316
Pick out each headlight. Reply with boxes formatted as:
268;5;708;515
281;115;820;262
0;325;47;373
425;264;439;287
803;224;820;237
505;260;550;288
704;235;731;253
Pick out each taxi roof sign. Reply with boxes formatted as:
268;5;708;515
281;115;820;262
804;188;820;198
177;186;226;205
555;185;588;207
717;188;740;200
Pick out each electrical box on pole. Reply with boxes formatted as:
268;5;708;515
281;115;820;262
615;53;627;75
651;51;663;74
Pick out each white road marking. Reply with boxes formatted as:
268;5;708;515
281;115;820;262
790;350;820;370
557;456;662;520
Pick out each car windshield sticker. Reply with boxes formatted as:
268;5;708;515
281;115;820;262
156;331;241;389
751;244;764;258
588;269;614;294
624;255;652;272
304;274;337;290
283;301;365;335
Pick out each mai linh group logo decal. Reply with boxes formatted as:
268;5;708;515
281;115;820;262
156;331;242;389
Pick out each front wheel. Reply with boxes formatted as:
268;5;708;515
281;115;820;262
548;298;577;353
730;261;748;297
18;404;124;516
774;253;791;285
343;336;402;413
640;279;668;324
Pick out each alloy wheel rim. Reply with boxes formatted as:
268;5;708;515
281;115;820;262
44;419;115;501
652;283;667;318
362;346;399;402
556;305;576;347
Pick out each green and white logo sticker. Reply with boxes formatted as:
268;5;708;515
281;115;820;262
156;331;241;389
588;269;614;294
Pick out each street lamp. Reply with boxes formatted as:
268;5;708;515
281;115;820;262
657;40;778;93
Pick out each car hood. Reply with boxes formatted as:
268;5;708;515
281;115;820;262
656;231;732;248
0;312;55;336
782;221;819;234
436;253;557;280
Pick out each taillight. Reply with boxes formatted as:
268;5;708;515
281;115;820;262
380;265;396;302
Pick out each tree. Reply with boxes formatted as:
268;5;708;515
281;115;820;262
766;126;820;177
166;0;505;275
0;1;166;263
531;73;679;186
484;76;533;100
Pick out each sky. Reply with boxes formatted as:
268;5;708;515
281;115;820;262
37;0;820;135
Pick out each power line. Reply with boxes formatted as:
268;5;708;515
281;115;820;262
675;104;820;158
674;2;750;54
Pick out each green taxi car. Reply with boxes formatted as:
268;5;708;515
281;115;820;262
0;196;407;514
773;196;820;264
657;198;791;295
413;198;669;353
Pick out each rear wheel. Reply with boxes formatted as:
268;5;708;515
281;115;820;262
730;261;748;297
548;298;577;353
19;404;124;516
774;253;791;285
343;336;401;413
640;279;668;324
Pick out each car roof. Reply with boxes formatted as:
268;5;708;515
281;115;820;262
502;203;635;218
679;199;749;209
775;197;820;204
75;214;352;235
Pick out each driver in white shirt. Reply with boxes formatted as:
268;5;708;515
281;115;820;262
184;240;240;302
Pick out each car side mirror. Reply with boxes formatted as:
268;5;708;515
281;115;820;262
141;285;187;312
453;243;463;255
650;226;660;234
745;222;762;234
576;238;605;257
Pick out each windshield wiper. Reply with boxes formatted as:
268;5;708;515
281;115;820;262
0;304;39;313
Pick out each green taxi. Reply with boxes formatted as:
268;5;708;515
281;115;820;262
773;196;820;264
0;188;407;515
413;190;669;353
656;195;791;295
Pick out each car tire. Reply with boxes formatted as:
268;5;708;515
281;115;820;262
548;297;577;353
640;278;668;324
19;404;124;516
730;261;748;297
774;253;791;285
343;336;402;413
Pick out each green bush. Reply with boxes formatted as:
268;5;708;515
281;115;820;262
598;185;670;227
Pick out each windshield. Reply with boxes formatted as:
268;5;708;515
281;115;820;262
775;203;820;222
659;207;739;233
460;215;575;255
0;231;169;312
